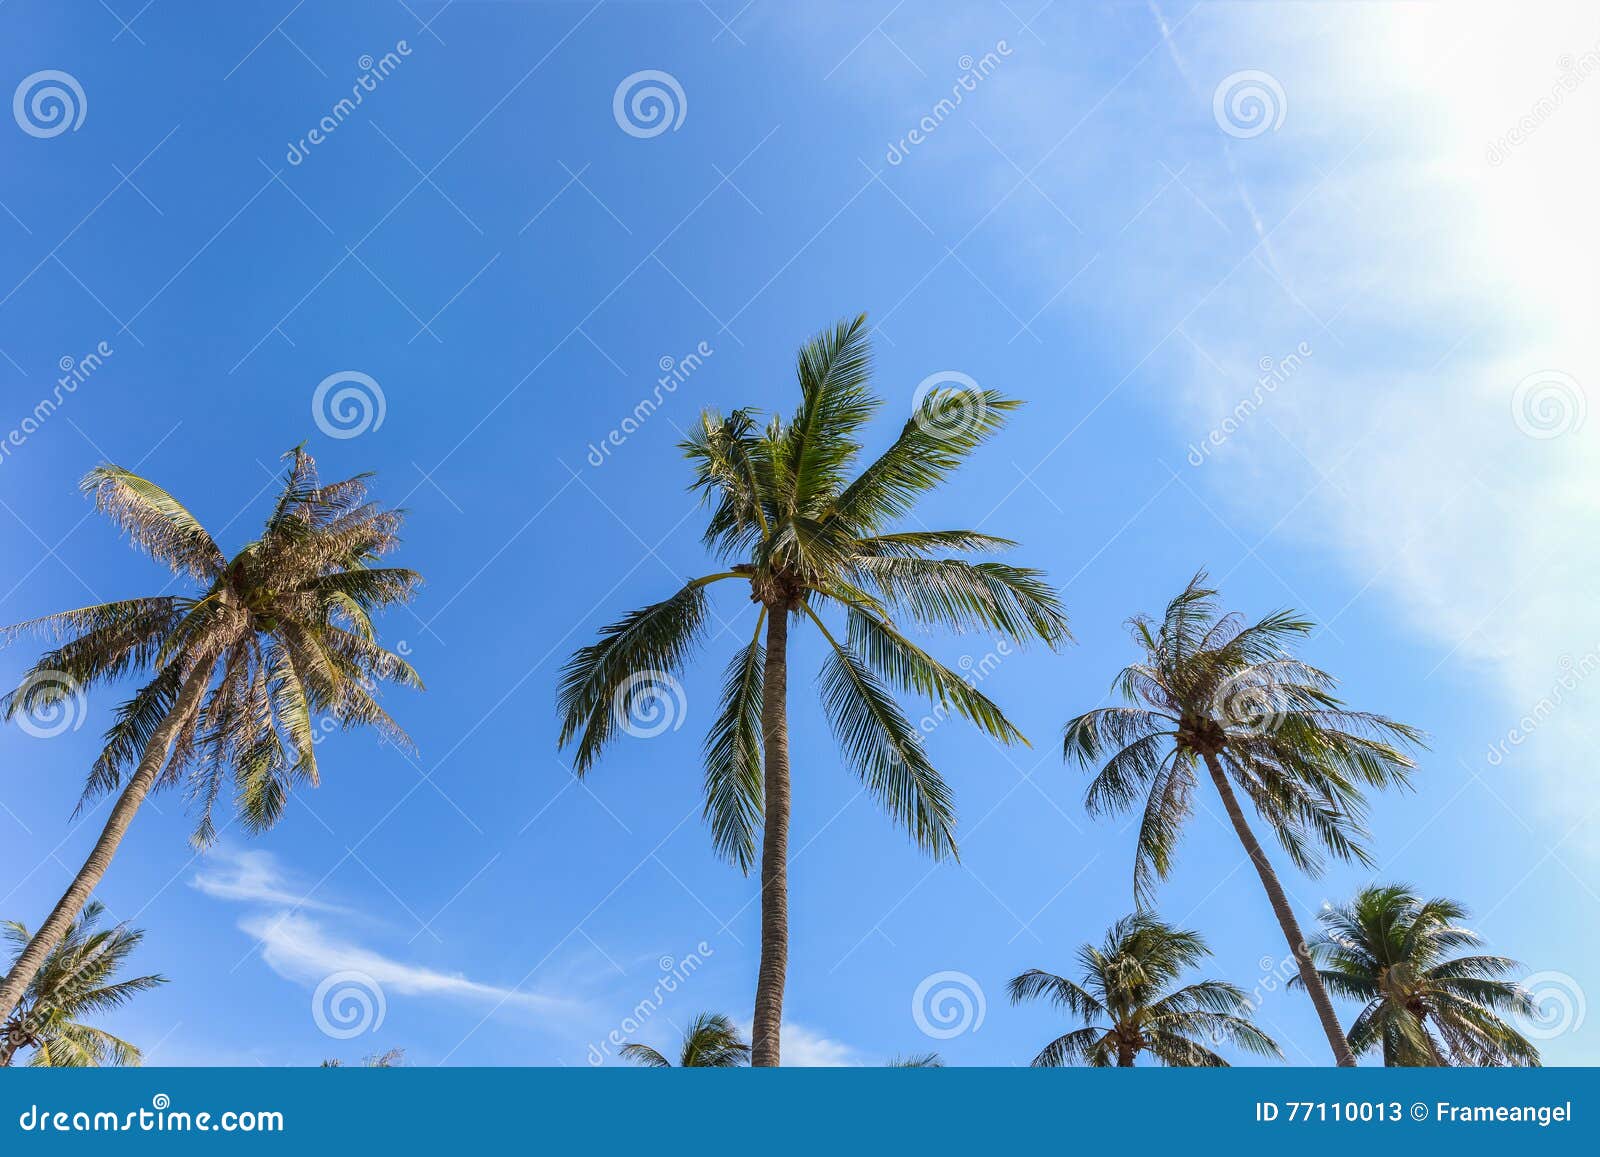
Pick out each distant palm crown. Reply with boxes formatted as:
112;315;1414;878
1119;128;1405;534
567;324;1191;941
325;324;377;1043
1008;913;1280;1067
1064;575;1422;900
2;447;421;843
3;901;163;1066
558;315;1070;866
1301;884;1540;1066
619;1011;750;1068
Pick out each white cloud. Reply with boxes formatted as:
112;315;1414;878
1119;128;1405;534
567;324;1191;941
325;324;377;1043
797;0;1600;844
195;848;574;1019
238;910;571;1014
736;1019;862;1066
780;1021;862;1066
191;848;346;913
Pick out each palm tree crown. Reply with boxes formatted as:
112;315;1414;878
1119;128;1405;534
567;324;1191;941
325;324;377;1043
1;444;425;844
620;1012;750;1067
1008;913;1280;1067
560;315;1068;864
2;901;164;1066
0;447;421;1023
1300;884;1540;1067
1064;573;1421;900
4;447;422;841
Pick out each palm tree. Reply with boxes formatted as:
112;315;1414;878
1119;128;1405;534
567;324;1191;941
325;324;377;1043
1298;884;1540;1066
322;1047;406;1067
559;316;1070;1065
1062;574;1422;1066
1009;913;1280;1067
0;448;421;1020
885;1051;944;1067
1;900;164;1066
620;1012;750;1067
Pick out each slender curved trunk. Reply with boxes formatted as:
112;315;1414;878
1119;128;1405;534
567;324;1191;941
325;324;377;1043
1116;1040;1136;1067
750;608;790;1067
1200;752;1357;1067
0;663;212;1021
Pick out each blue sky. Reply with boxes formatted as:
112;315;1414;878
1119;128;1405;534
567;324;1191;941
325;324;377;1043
2;0;1597;1067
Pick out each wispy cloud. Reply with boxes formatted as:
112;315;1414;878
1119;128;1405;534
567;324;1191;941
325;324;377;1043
191;848;346;914
195;849;575;1017
239;910;572;1014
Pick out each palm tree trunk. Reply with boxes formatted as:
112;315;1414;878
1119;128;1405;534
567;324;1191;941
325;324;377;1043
0;664;211;1021
1200;752;1357;1067
0;1023;24;1066
750;608;791;1067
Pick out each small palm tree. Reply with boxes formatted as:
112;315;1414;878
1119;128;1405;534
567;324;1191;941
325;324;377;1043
1063;574;1422;1065
0;448;421;1019
322;1047;406;1068
1009;913;1279;1067
560;317;1070;1064
1299;885;1540;1066
885;1051;944;1067
620;1012;750;1067
1;901;164;1066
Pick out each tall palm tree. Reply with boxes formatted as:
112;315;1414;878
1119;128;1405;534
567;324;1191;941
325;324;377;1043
559;316;1070;1065
620;1012;750;1067
0;448;421;1020
1008;913;1280;1067
1062;574;1422;1066
1;900;164;1066
1298;884;1540;1066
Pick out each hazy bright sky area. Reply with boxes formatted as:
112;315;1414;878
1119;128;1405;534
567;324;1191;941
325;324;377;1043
2;0;1597;1066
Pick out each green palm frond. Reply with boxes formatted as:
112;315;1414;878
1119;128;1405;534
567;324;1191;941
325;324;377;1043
564;316;1067;869
621;1011;749;1068
1302;884;1540;1067
702;617;766;873
1067;572;1421;896
80;466;225;580
1011;913;1278;1067
813;614;957;859
5;901;164;1067
557;579;718;773
2;452;422;845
